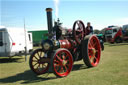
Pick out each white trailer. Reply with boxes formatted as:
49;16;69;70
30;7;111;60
0;26;33;57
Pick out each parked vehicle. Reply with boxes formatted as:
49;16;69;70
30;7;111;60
105;25;128;43
0;27;33;57
28;30;48;46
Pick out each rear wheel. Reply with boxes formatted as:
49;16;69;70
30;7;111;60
82;35;101;67
29;49;50;75
52;48;73;77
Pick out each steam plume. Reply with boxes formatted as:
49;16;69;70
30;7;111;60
53;0;59;18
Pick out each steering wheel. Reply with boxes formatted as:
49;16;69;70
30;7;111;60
73;20;86;45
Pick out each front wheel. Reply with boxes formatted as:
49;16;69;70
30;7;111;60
52;48;73;77
82;35;101;67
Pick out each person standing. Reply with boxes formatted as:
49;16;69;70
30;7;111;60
86;22;93;35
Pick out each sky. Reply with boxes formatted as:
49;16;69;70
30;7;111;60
1;0;128;30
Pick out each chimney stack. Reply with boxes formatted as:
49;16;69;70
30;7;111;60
46;8;53;34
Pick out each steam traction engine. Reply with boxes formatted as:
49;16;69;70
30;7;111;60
29;8;101;77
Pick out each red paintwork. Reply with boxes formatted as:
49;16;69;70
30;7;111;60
114;28;122;41
106;28;112;30
88;35;101;66
12;42;16;46
59;40;72;49
53;49;73;77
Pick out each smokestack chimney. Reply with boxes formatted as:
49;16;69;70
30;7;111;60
46;8;53;34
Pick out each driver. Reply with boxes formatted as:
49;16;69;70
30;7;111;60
85;22;93;35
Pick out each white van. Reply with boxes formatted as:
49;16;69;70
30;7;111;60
0;27;33;57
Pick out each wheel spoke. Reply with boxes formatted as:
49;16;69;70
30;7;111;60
62;55;65;60
34;56;39;60
77;22;83;30
59;66;64;73
56;55;62;62
42;63;46;68
90;57;94;63
89;39;94;47
37;52;41;58
62;54;68;60
32;60;38;62
76;22;80;27
89;42;93;48
33;62;38;67
93;42;97;47
37;64;41;68
64;65;68;71
36;64;43;72
59;53;64;60
40;51;42;57
94;57;98;62
90;54;98;64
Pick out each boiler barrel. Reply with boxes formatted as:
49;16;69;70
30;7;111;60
59;40;72;49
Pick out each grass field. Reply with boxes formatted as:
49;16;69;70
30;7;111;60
0;43;128;85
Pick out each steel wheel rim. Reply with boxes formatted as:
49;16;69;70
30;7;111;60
88;36;101;66
53;49;73;77
30;49;49;74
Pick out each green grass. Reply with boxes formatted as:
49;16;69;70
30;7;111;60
0;43;128;85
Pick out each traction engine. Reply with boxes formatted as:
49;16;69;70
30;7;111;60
29;8;101;77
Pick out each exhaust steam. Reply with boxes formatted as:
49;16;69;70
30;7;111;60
53;0;59;18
